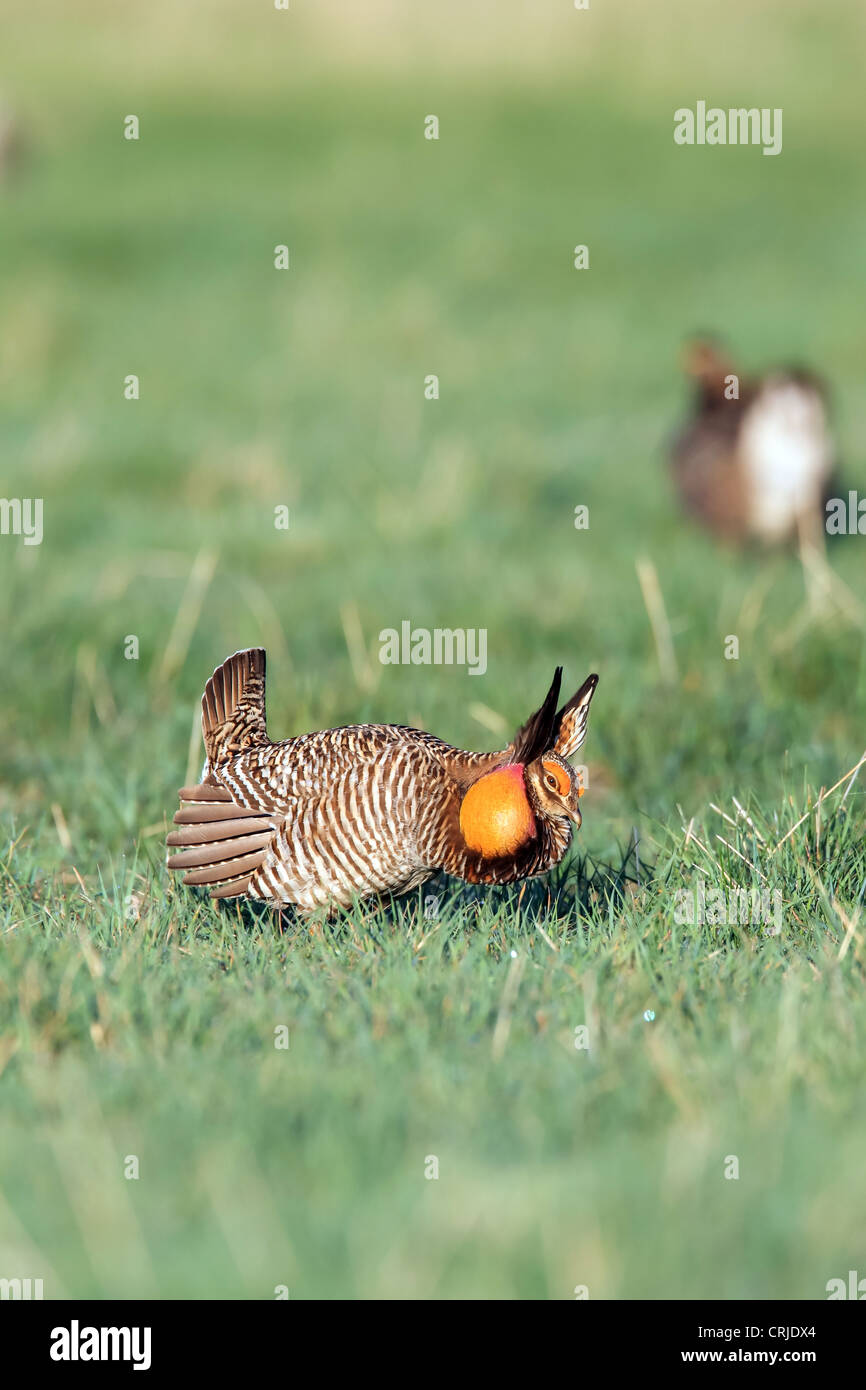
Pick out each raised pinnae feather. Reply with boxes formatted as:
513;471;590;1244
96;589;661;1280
554;673;598;759
510;667;563;766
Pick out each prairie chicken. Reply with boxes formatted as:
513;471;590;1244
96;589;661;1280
670;337;836;545
166;649;598;914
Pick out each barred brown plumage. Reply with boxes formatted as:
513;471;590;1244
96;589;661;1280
166;649;598;914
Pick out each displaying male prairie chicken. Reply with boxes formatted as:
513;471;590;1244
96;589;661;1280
167;649;598;914
670;337;836;545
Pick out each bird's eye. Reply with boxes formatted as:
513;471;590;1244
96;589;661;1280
541;758;571;795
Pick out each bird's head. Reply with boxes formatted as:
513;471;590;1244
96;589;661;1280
681;335;736;403
457;666;596;860
525;750;584;829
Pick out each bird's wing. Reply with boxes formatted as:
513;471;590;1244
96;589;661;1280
166;779;281;899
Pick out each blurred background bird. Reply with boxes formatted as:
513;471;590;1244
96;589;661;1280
670;336;837;546
0;99;28;184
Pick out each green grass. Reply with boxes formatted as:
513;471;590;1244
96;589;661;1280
0;0;865;1298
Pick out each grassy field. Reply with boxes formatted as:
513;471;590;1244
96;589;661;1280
1;0;865;1298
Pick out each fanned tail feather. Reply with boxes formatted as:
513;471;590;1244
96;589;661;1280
202;648;269;767
167;653;277;899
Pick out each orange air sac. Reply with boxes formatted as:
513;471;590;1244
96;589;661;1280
459;764;537;858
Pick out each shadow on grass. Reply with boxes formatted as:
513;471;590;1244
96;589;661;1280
201;836;646;941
